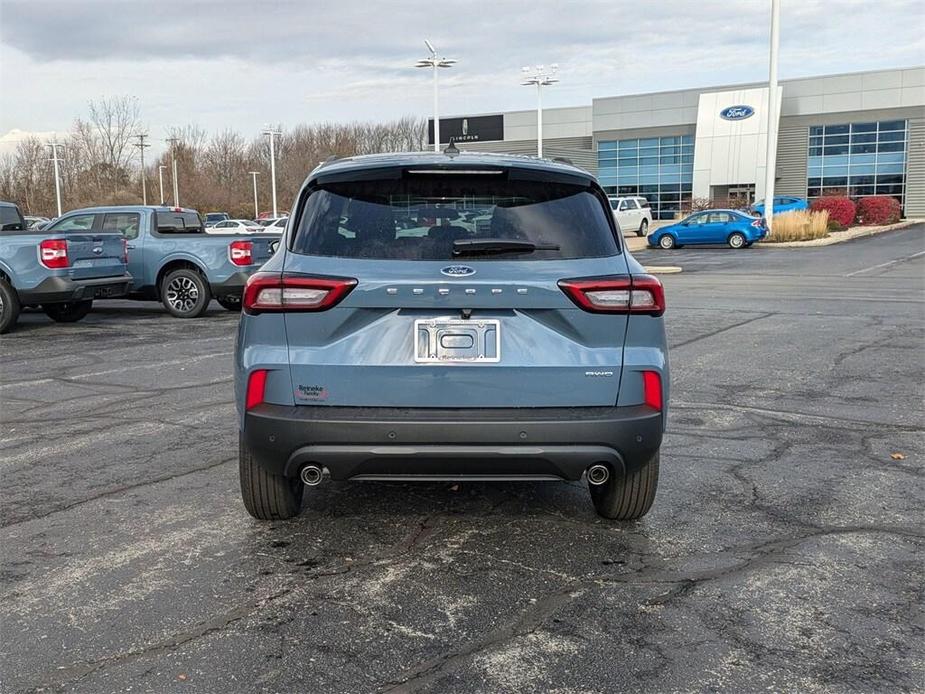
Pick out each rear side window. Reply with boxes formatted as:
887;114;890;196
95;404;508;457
0;205;25;231
102;212;141;239
292;177;618;260
46;214;97;233
156;211;204;233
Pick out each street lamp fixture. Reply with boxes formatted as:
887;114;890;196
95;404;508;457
415;40;457;152
521;64;559;158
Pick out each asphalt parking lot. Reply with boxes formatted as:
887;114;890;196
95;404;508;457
1;225;923;693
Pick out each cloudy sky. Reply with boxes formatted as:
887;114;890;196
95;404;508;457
1;0;923;155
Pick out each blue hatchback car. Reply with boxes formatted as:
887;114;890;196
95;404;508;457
235;152;669;521
751;196;808;216
648;209;766;249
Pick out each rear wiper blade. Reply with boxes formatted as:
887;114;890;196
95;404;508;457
452;238;560;256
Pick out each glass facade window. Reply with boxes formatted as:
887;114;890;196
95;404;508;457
807;120;908;208
598;135;694;219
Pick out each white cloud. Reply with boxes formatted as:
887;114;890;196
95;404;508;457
1;0;922;138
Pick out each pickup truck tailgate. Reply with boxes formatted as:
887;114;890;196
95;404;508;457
62;233;126;280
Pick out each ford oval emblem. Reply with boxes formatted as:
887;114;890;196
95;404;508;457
441;265;476;277
92;246;103;255
720;105;755;121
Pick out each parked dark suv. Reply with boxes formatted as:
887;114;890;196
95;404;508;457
234;152;668;520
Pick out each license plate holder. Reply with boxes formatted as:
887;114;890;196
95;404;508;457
414;318;501;363
92;284;122;299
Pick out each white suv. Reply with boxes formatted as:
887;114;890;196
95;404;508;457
609;197;653;237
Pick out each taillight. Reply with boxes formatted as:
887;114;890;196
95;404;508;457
242;272;357;314
558;274;665;316
642;370;663;411
751;218;765;228
122;238;129;263
39;239;69;269
245;369;267;410
229;240;254;266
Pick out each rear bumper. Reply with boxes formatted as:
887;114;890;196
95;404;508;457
18;274;132;304
210;271;250;299
243;405;663;481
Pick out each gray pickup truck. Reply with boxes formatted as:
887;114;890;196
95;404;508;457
0;201;131;334
51;206;281;317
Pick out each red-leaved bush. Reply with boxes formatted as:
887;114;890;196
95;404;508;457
855;196;901;225
810;197;856;227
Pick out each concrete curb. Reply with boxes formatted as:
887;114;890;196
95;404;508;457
644;266;683;274
758;219;922;248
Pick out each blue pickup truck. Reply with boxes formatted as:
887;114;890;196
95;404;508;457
1;201;132;334
53;206;280;317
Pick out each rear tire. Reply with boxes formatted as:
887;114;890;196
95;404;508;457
728;232;746;249
42;300;93;323
589;451;660;520
0;278;21;334
239;434;304;520
637;219;649;237
217;296;241;311
161;268;212;318
658;234;676;250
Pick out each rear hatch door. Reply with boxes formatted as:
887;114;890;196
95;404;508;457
278;167;630;408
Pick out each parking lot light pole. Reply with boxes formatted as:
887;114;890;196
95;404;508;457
521;64;559;158
248;171;260;219
262;128;281;217
165;137;180;206
763;0;781;234
158;165;166;205
46;140;65;218
416;41;457;152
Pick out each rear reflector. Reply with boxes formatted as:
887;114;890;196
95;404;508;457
245;369;268;410
229;240;254;266
642;370;662;411
39;239;69;269
559;274;665;316
243;272;357;314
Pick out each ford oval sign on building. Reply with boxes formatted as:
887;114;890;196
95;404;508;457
720;105;755;121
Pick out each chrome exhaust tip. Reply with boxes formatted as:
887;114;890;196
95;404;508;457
587;464;610;486
300;465;325;486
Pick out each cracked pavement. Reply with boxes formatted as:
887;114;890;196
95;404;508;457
1;225;923;693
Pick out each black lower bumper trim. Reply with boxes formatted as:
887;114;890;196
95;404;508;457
18;274;132;304
210;272;250;299
243;405;663;481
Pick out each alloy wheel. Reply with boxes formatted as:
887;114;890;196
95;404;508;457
166;276;200;313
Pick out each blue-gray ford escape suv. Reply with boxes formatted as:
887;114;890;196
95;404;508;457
235;151;668;520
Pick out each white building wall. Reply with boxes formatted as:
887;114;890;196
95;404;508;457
691;86;782;200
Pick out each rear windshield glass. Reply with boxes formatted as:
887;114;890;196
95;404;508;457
291;177;618;260
156;211;204;233
0;205;25;231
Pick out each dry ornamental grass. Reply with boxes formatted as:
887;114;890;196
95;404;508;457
765;210;830;242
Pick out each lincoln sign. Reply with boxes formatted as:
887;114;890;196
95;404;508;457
428;115;504;145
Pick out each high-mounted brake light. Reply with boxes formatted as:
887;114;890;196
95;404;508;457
558;274;665;316
642;370;663;411
39;239;69;269
229;240;254;266
243;272;357;314
245;369;267;410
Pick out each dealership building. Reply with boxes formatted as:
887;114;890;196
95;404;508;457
432;67;924;219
